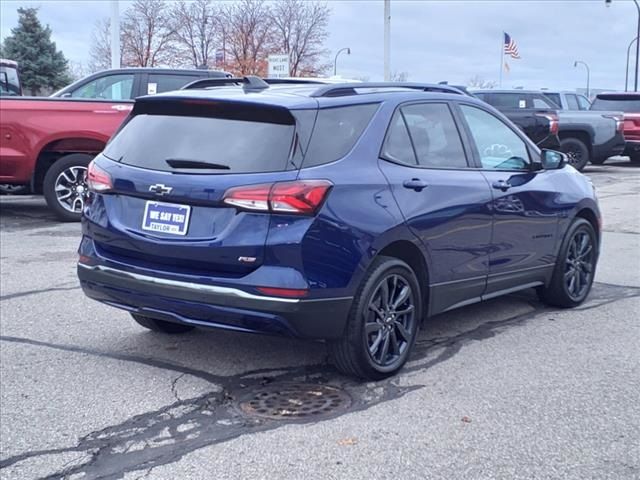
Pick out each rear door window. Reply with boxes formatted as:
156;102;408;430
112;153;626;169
381;111;417;165
532;95;555;108
401;103;468;168
146;74;201;95
543;93;562;107
302;104;379;167
490;93;529;109
577;95;591;110
104;111;295;174
565;94;580;110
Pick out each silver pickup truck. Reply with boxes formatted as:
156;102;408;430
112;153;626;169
475;90;625;170
542;90;626;166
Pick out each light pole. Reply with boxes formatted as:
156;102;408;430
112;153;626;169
606;0;640;91
626;37;638;91
333;47;351;76
384;0;390;81
110;0;120;69
574;60;590;98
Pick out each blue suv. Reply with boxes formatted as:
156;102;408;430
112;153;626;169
78;77;601;380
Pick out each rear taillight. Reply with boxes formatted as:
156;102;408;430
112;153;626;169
87;161;113;192
536;113;559;135
604;114;624;133
223;180;332;215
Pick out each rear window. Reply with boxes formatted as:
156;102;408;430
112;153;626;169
591;96;640;113
302;104;379;167
104;114;295;173
543;93;562;107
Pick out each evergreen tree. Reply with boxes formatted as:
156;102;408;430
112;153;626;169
3;8;71;95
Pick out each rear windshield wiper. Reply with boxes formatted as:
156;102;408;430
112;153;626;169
166;159;230;170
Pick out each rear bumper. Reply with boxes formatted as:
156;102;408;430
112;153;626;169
592;134;626;163
77;262;352;339
623;140;640;156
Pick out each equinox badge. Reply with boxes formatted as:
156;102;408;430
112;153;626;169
149;184;173;195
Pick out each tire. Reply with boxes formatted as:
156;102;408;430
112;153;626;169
589;157;606;165
538;218;597;308
559;137;590;171
43;153;93;222
328;256;422;380
131;313;195;334
629;152;640;164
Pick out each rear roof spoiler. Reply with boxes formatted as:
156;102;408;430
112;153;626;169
182;76;270;92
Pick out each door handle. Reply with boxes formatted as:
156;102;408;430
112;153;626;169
492;179;511;192
403;178;428;192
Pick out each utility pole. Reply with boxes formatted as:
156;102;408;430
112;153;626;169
384;0;390;81
110;0;120;69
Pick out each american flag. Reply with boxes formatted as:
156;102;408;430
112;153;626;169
504;33;521;59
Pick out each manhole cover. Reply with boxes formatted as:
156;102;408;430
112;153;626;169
238;383;351;420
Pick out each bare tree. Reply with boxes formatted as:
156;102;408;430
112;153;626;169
390;71;409;82
220;0;275;76
171;0;221;68
121;0;176;67
68;61;90;81
467;75;497;89
88;18;113;72
270;0;330;77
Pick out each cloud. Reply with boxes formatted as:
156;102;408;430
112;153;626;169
1;0;635;90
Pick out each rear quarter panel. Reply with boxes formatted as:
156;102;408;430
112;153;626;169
0;98;131;183
290;102;415;299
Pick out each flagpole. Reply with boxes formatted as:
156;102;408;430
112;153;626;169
499;32;504;87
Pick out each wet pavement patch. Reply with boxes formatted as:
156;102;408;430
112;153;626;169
238;382;352;420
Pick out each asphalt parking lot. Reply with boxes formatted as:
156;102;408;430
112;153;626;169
1;160;639;480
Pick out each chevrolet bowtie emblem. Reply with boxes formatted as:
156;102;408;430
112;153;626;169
149;184;173;195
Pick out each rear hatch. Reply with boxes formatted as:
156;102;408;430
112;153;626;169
89;96;313;276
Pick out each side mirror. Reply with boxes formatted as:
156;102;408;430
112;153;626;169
541;149;566;170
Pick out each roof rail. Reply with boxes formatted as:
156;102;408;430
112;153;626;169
310;82;467;98
182;75;269;92
262;78;329;85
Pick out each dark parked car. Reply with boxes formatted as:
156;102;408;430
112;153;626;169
0;59;21;96
51;67;229;100
78;78;602;380
591;92;640;163
474;90;625;170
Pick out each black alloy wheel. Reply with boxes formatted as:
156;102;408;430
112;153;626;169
559;137;590;171
365;274;417;368
538;218;597;308
329;256;421;380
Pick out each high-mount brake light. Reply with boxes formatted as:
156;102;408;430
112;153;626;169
223;180;333;215
87;161;113;192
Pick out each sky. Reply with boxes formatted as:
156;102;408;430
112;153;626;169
0;0;636;91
